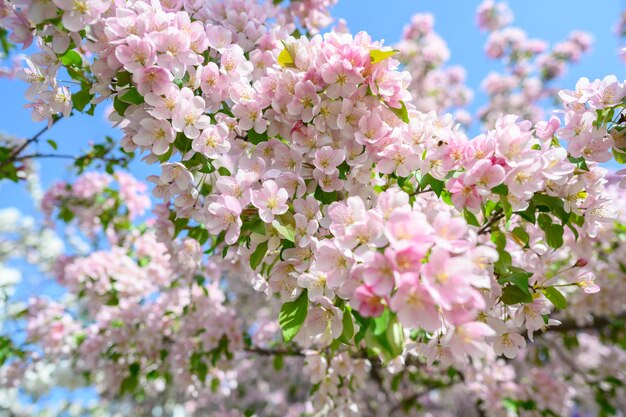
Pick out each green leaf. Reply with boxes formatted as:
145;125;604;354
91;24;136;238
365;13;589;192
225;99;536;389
250;241;268;270
511;226;529;247
365;313;404;362
373;308;390;336
339;305;354;344
71;87;94;112
533;194;569;224
190;352;208;383
119;363;140;395
217;167;231;176
46;139;58;150
278;292;309;343
492;229;512;275
241;218;265;235
314;186;338;204
500;195;513;221
272;220;295;242
273;354;284;371
351;310;370;345
247;130;268;144
369;49;398;63
613;148;626;164
118;88;144;105
464;209;480;227
277;41;295;68
499;271;532;297
113;96;130;116
543;287;567;310
60;50;82;67
187;226;209;245
337;161;350;180
492;184;509;196
546;223;564;249
501;285;533;305
388;100;409;124
116;71;132;87
420;173;444;197
537;213;553;231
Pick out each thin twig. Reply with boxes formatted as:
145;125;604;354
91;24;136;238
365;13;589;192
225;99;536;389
0;116;63;169
17;153;75;160
478;210;504;235
244;346;305;356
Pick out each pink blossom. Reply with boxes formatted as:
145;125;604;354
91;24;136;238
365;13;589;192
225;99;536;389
447;178;482;211
377;143;420;177
206;196;243;245
351;285;385;317
390;273;440;331
53;0;110;32
115;36;156;73
191;123;231;159
463;159;505;195
250;180;289;223
313;146;345;176
172;94;211;139
422;248;475;309
287;80;321;123
361;252;397;296
446;321;495;361
577;271;600;294
314;240;353;288
133;119;175;156
132;66;173;96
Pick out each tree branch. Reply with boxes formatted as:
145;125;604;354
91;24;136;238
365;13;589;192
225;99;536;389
547;313;626;333
0;116;63;170
244;346;305;356
478;209;504;235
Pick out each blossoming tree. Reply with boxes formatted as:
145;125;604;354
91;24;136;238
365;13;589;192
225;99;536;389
1;0;625;416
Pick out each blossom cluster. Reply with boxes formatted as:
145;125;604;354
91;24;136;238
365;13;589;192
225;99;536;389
395;14;472;119
558;76;626;172
41;171;150;235
477;1;592;126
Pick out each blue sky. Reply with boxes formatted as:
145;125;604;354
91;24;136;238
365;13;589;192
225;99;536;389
0;0;624;217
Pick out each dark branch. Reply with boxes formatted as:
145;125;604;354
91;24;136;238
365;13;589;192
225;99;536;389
478;209;504;235
0;116;63;170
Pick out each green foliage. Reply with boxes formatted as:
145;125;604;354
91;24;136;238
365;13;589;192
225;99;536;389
272;220;295;242
277;41;296;68
501;285;533;305
491;230;512;275
338;305;355;345
250;241;268;270
71;86;94;113
0;336;24;366
278;292;309;343
542;287;567;310
247;130;268;144
369;49;398;63
388;100;410;124
364;310;404;362
314;186;338;204
60;50;82;67
120;362;140;395
499;271;532;297
419;173;444;197
74;136;134;174
463;209;480;227
118;88;145;105
0;146;20;182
